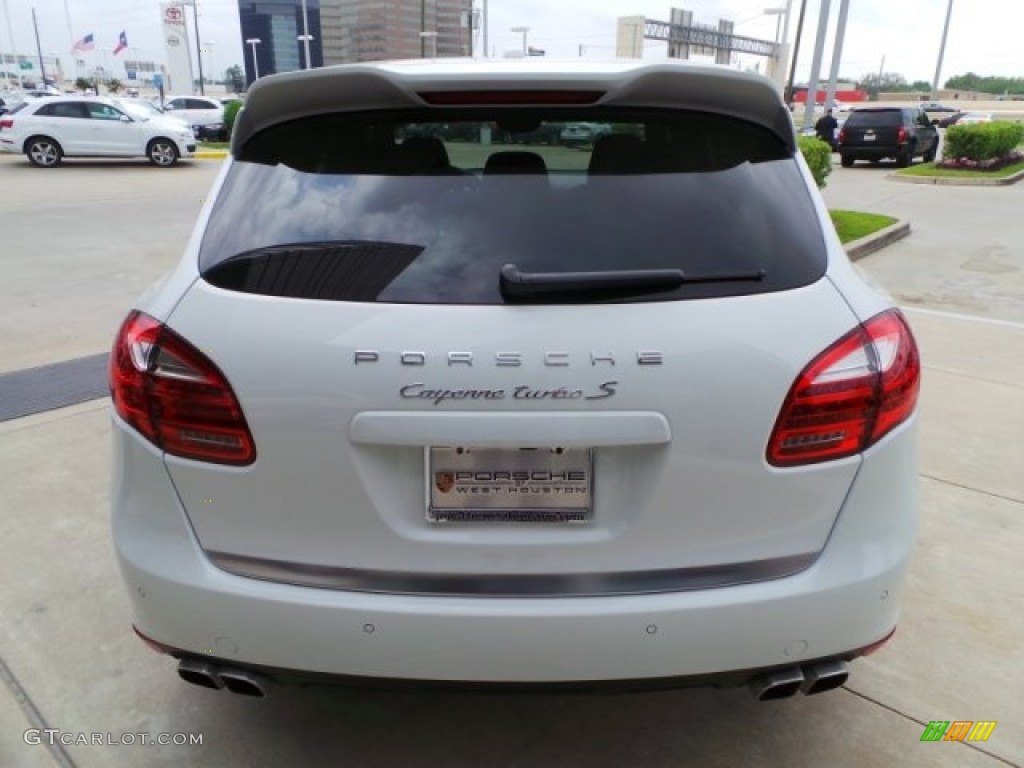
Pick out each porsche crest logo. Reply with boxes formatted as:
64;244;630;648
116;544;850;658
434;472;455;494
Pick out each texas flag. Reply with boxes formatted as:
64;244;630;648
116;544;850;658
113;30;128;55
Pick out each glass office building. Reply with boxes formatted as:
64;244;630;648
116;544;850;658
239;1;323;85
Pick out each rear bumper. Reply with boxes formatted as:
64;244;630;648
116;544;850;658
840;143;907;160
112;416;918;684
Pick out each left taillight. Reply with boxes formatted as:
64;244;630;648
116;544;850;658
767;309;920;467
110;311;256;465
0;118;13;129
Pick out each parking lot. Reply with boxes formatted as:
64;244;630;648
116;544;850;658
0;152;1021;767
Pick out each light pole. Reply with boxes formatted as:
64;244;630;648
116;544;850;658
300;0;312;70
801;0;833;132
763;7;786;88
179;0;205;95
932;0;954;98
49;51;60;88
419;31;438;59
202;41;215;89
785;0;808;105
297;35;314;69
765;8;785;45
824;0;851;110
481;0;488;57
510;26;529;56
245;37;261;81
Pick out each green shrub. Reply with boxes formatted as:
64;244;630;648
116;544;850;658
223;100;243;140
943;121;1024;162
798;135;832;188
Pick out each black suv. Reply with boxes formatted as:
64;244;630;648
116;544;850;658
838;107;939;168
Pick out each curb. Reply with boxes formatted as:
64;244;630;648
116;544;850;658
887;167;1024;186
844;219;911;262
194;150;228;159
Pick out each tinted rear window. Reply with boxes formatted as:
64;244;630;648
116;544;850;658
200;109;827;304
845;110;904;127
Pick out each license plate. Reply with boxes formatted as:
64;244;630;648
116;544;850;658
427;446;593;523
864;134;876;141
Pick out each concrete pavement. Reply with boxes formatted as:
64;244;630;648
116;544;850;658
0;153;1021;766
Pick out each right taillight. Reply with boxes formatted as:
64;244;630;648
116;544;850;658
897;126;908;143
110;311;256;465
767;309;920;467
0;118;13;129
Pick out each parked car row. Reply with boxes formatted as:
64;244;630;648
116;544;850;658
0;95;195;167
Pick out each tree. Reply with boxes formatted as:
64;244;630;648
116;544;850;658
105;78;123;94
857;72;914;99
944;72;1024;96
910;80;932;92
223;99;242;139
74;76;95;93
223;64;244;94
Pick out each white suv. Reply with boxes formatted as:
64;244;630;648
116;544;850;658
0;96;194;166
110;60;920;700
161;94;226;140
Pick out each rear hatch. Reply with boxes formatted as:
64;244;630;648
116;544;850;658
154;97;867;596
841;109;905;149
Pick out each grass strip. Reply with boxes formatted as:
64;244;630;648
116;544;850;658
830;210;898;244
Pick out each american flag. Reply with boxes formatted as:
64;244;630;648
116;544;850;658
114;31;128;55
72;33;95;53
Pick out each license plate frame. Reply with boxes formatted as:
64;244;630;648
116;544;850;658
426;446;593;523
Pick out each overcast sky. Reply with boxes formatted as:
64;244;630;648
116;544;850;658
3;0;1019;86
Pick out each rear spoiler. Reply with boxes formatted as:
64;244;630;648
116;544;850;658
232;60;795;153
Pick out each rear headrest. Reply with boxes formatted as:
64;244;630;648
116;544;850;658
400;136;451;172
483;151;548;175
589;134;648;174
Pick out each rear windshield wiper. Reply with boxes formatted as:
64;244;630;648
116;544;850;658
499;263;765;302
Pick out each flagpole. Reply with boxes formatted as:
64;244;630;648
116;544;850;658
64;0;74;60
33;8;49;86
2;0;22;88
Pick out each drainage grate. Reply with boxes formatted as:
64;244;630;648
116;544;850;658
0;353;110;422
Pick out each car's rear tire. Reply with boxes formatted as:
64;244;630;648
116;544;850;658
896;144;914;168
923;144;937;163
840;154;854;168
148;138;179;167
25;136;62;168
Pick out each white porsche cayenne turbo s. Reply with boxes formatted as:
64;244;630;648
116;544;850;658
109;59;920;700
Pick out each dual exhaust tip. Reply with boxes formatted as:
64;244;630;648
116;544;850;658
178;659;267;698
750;659;849;701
